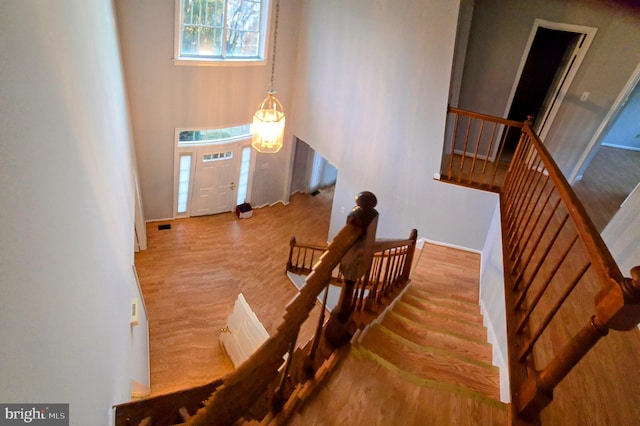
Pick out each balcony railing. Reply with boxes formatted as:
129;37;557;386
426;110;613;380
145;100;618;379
443;107;640;423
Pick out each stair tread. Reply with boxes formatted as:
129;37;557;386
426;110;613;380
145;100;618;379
393;301;488;341
292;348;507;426
381;311;493;364
405;286;482;314
360;326;500;399
401;292;484;324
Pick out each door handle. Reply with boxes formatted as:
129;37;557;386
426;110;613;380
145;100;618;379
230;182;236;190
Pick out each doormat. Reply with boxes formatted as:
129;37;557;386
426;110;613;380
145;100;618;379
158;224;171;230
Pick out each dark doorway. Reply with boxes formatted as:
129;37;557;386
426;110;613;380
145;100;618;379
500;28;581;161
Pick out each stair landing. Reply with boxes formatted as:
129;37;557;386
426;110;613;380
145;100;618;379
292;243;507;425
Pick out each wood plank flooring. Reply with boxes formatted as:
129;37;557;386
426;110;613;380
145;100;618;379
134;170;640;424
572;145;640;231
135;189;335;396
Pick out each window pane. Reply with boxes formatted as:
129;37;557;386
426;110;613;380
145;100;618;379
236;146;251;205
226;30;259;57
177;155;192;213
181;25;200;55
225;0;262;57
179;131;195;142
178;124;252;146
179;0;264;60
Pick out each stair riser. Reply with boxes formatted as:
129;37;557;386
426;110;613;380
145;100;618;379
393;302;487;341
360;327;500;400
405;287;482;315
382;314;493;364
401;293;483;324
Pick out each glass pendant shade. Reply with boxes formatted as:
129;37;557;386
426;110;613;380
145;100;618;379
251;91;285;153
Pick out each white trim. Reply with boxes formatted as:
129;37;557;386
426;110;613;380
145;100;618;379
600;143;640;152
417;237;482;255
500;19;597;151
173;0;270;64
133;173;147;251
145;218;175;223
569;61;640;183
479;298;511;403
172;58;266;67
453;148;494;162
173;150;196;219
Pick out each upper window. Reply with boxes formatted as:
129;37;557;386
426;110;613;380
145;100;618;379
178;124;252;145
175;0;268;63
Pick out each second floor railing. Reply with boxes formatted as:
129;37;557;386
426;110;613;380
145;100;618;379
441;107;524;191
503;120;640;422
443;107;640;423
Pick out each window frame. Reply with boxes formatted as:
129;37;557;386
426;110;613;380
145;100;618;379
173;0;270;66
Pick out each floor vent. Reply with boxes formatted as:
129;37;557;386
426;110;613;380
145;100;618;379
158;224;171;231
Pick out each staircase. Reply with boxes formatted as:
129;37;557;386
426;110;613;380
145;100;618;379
290;243;508;425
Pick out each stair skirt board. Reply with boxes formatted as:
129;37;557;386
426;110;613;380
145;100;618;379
480;297;511;403
351;346;506;411
353;282;413;344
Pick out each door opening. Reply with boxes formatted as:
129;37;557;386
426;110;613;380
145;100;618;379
498;20;597;162
190;145;241;216
290;138;338;195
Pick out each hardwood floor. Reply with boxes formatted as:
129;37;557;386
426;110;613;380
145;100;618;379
135;188;335;396
134;164;640;423
572;145;640;232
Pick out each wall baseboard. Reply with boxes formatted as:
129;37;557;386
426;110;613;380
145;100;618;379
601;143;640;152
418;237;481;254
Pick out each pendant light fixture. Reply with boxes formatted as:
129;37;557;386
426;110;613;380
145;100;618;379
251;0;285;154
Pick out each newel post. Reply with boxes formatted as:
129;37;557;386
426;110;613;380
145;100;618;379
516;266;640;420
325;191;379;347
401;229;419;283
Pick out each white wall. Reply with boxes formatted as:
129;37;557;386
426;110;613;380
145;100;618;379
0;1;143;424
292;0;498;250
600;80;640;151
602;184;640;279
115;0;302;220
458;0;640;179
479;201;509;403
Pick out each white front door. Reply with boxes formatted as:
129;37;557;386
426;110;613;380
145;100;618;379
190;144;240;216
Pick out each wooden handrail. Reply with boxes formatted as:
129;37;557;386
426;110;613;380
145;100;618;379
185;192;379;425
286;237;328;275
113;379;223;426
114;192;385;426
440;107;640;422
498;119;640;421
448;106;525;128
441;107;525;191
513;124;624;287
